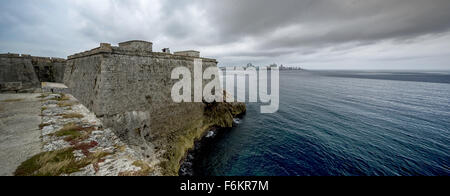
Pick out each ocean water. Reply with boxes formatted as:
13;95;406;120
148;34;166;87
188;70;450;176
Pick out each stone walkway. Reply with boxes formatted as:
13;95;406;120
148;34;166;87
39;93;159;176
0;94;42;176
0;93;161;176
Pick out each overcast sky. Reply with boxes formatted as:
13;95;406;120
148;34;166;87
1;0;450;70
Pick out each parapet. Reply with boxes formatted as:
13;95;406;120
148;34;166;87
0;53;21;58
118;40;153;52
174;50;200;58
68;42;113;59
0;53;65;62
67;41;216;62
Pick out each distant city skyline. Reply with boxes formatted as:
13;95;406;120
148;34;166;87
1;0;450;70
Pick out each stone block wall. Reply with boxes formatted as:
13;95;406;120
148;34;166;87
0;53;66;93
0;54;41;93
64;41;223;173
174;50;200;57
31;56;66;83
118;40;153;52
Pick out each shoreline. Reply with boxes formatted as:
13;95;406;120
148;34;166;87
179;117;243;176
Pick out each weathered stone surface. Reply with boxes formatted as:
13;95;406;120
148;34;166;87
0;55;41;92
37;93;153;176
31;57;66;83
42;82;70;94
118;40;153;52
0;82;22;91
174;50;200;57
0;94;42;176
0;54;66;93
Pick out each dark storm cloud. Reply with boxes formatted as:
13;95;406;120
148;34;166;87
201;0;450;50
1;0;450;69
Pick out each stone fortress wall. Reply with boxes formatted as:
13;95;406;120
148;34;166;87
31;56;66;83
0;40;246;175
64;40;244;175
64;41;217;139
0;53;66;93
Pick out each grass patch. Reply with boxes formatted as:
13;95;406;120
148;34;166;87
119;160;153;176
36;94;49;99
14;148;78;176
39;123;51;129
158;118;212;176
55;127;83;138
14;147;110;176
51;123;94;142
57;101;76;107
115;145;127;153
158;98;246;176
132;160;153;176
58;113;84;119
1;99;23;103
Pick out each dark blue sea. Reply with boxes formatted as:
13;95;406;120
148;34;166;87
189;70;450;176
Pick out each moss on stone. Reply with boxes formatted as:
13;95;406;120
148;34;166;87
51;123;94;142
14;148;109;176
158;101;246;176
57;101;76;107
36;94;49;99
159;118;212;176
39;123;51;129
54;124;83;137
205;101;246;127
14;147;110;176
58;113;84;119
14;148;78;176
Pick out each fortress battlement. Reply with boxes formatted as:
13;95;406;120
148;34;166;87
0;53;66;62
67;40;216;62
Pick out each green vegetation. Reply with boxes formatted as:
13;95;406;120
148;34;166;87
159;100;247;176
39;123;51;130
14;148;78;176
14;147;109;176
58;113;84;119
57;101;77;107
158;117;209;176
52;123;94;142
36;94;49;99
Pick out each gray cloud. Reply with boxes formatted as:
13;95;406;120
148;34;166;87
201;0;450;48
1;0;450;69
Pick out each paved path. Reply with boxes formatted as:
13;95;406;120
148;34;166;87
0;94;42;176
